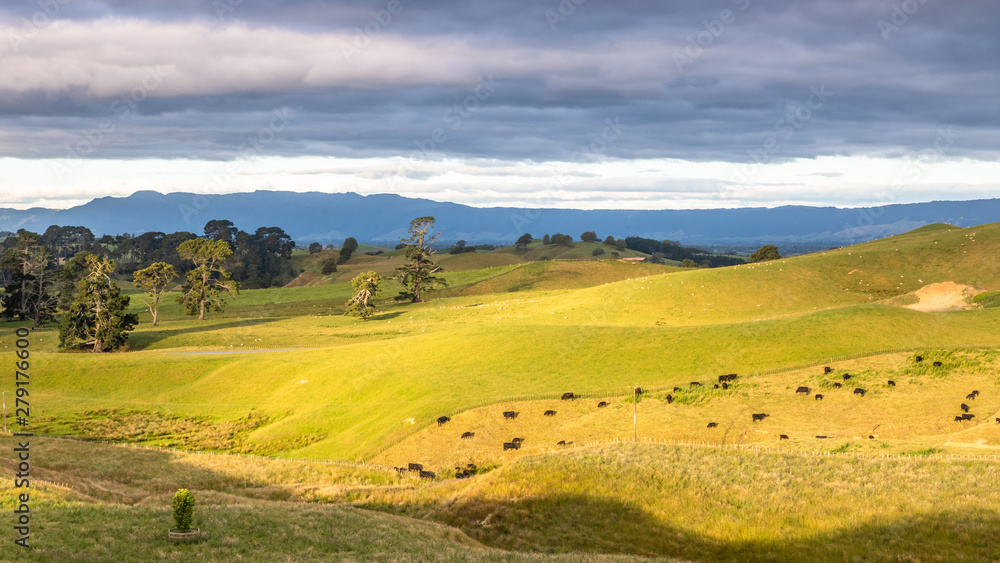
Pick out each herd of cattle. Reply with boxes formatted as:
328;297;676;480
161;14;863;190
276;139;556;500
408;356;986;479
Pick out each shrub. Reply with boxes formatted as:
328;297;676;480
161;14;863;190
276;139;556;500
321;260;338;275
592;248;605;256
973;291;1000;309
172;489;195;532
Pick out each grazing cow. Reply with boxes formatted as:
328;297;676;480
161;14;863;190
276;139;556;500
933;361;943;367
962;414;975;421
972;390;980;396
714;384;720;389
824;366;833;374
854;388;866;397
511;437;524;444
966;393;977;400
691;381;703;387
544;410;557;417
408;463;423;472
707;422;718;428
666;394;674;404
437;415;451;426
557;440;567;446
597;401;608;408
915;355;923;363
503;442;519;451
816;436;828;439
419;470;435;479
461;431;475;439
394;467;407;474
815;394;824;401
634;386;643;395
868;435;875;439
718;375;728;383
456;471;469;479
674;387;682;392
561;392;575;400
887;380;896;387
467;463;477;470
752;413;769;422
955;416;965;422
995;418;1000;424
503;411;518;420
779;434;789;440
843;373;852;380
961;403;970;413
722;382;729;390
796;386;811;395
833;382;842;389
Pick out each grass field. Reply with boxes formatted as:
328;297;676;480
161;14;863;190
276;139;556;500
3;222;1000;559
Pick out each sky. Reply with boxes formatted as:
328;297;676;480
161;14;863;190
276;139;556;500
0;0;997;211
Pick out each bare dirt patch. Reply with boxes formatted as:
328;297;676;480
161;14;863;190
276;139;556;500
904;281;980;312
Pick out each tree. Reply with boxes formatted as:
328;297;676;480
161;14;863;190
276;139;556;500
581;231;599;243
550;233;573;246
515;233;533;249
395;217;446;303
749;245;782;263
681;258;697;268
1;231;58;328
346;270;382;321
542;234;550;245
204;219;237;246
603;235;616;246
308;242;323;254
58;255;138;352
176;239;239;320
133;262;179;326
339;236;359;264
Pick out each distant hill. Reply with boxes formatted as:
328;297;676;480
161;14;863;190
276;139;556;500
2;190;998;246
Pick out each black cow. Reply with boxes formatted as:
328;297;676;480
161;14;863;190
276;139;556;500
972;390;980;396
722;382;729;390
714;384;720;389
796;386;811;395
503;411;518;420
955;416;965;422
666;394;674;404
816;436;828;439
868;435;875;439
557;440;567;446
544;410;557;417
962;413;975;421
854;388;866;397
779;434;789;440
752;413;769;422
597;401;608;408
467;463;477;470
833;382;842;389
933;361;943;367
691;381;703;387
394;467;407;474
719;374;729;383
842;373;852;380
437;416;451;426
503;442;519;451
915;355;923;363
674;387;682;392
887;380;895;387
707;422;718;428
815;394;824;401
961;403;970;413
511;437;524;444
995;418;1000;424
461;431;475;439
824;366;833;374
408;463;423;472
966;393;977;400
561;392;575;400
456;471;469;479
419;470;435;479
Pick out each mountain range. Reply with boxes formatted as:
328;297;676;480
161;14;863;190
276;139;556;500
2;191;998;247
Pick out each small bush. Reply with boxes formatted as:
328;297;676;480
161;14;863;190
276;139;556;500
973;291;1000;309
592;248;605;256
172;489;195;532
321;260;338;275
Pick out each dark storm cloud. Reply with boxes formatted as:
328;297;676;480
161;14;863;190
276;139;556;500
0;0;997;163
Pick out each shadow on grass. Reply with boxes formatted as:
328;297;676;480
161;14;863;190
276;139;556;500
385;493;1000;562
127;318;282;350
